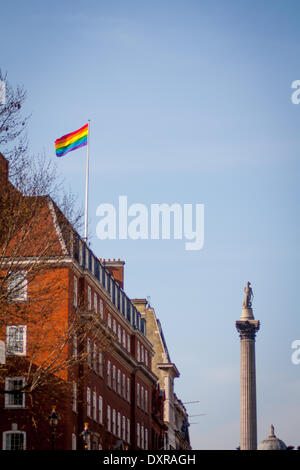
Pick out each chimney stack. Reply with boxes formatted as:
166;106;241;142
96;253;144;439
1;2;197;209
99;259;125;289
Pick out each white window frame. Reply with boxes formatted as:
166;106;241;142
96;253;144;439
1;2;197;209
141;386;144;410
6;326;27;356
100;299;104;319
73;334;78;360
112;365;116;391
94;293;98;313
141;425;144;449
141;345;144;363
145;389;148;414
114;285;117;306
123;293;126;315
122;373;126;399
127;334;131;353
122;415;126;441
137;383;140;408
3;430;26;450
87;387;91;417
5;377;25;408
8;271;27;302
127;377;130;403
72;381;77;413
98;396;103;424
72;433;77;450
73;276;78;308
137;423;140;448
87;338;91;368
137;341;140;362
117;412;121;438
107;405;111;432
91;256;95;275
99;352;103;377
112;409;116;435
87;286;92;310
127;418;130;444
107;361;111;388
120;293;123;314
93;343;97;372
92;391;97;421
117;369;121;395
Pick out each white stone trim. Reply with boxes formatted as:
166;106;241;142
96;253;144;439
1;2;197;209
47;198;68;255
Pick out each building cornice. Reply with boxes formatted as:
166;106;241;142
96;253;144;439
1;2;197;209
157;362;180;378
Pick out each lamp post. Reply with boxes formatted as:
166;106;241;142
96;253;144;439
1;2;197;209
48;406;59;450
81;422;91;450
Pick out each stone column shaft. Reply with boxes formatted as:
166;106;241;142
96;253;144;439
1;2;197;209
240;336;257;449
236;316;260;450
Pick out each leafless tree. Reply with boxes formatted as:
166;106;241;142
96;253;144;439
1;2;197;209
0;71;109;416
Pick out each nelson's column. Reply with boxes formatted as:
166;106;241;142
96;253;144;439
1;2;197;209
236;282;260;450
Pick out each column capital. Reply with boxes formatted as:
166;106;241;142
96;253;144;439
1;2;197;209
236;320;260;340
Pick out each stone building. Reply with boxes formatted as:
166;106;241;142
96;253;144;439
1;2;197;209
132;299;191;450
257;425;287;450
174;395;191;450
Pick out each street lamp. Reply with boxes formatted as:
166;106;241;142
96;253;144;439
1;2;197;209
81;422;91;450
48;406;59;450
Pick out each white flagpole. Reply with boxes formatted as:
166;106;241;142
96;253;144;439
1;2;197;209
84;120;90;242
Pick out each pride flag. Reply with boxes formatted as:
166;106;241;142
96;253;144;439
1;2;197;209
55;123;89;157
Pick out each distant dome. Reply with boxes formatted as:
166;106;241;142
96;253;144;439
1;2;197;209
258;425;287;450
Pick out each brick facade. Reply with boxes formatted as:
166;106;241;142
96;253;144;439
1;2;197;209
0;153;165;450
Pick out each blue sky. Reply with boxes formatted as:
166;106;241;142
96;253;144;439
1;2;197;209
1;0;300;449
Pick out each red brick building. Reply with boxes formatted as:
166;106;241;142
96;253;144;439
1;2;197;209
0;153;165;450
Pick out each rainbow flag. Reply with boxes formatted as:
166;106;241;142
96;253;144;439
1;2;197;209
55;123;89;157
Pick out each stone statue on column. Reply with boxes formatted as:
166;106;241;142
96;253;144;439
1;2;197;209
243;281;253;308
